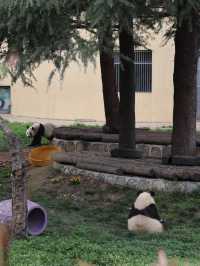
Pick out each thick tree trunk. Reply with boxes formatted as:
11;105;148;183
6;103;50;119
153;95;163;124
118;26;135;149
99;29;119;133
111;19;141;158
0;117;27;238
172;19;199;158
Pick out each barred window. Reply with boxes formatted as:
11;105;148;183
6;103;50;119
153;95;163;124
114;50;152;93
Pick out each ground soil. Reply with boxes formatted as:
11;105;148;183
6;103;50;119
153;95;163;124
0;149;30;167
0;152;10;167
27;165;125;208
0;147;124;203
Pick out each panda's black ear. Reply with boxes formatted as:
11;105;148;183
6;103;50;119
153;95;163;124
26;125;30;129
137;190;143;196
150;191;155;197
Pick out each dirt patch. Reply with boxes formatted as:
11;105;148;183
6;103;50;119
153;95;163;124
0;152;10;167
0;149;30;167
27;165;125;207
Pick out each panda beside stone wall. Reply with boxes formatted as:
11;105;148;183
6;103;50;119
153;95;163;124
26;123;55;147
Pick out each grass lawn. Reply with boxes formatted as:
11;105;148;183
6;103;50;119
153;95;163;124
0;122;200;265
0;122;30;151
0;165;200;266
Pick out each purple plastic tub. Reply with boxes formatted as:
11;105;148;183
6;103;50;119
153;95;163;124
0;199;48;236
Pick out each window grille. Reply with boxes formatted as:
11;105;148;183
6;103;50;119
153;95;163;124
114;50;152;93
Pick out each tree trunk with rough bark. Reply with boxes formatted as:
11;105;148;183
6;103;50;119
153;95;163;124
99;28;119;133
0;117;27;238
111;18;141;159
172;17;200;159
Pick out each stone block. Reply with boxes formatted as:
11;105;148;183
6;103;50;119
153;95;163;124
76;141;84;152
52;138;65;150
78;141;91;151
136;144;150;157
90;142;109;152
150;145;162;158
64;141;76;152
162;145;172;158
108;143;118;152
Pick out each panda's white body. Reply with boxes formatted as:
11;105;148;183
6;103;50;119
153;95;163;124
26;123;55;146
128;192;164;234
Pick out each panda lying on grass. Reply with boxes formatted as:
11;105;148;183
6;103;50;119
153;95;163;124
128;191;165;234
26;123;55;147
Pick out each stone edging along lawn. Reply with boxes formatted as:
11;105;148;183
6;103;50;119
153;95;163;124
53;162;200;193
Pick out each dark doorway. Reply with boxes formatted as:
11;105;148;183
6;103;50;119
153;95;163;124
0;86;11;114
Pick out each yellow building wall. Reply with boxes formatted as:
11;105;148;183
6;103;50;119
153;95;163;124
136;34;174;125
1;62;105;122
0;30;175;126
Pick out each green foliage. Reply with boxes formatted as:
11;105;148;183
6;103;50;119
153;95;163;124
162;0;200;38
0;63;9;78
0;0;98;85
0;0;166;85
0;0;198;87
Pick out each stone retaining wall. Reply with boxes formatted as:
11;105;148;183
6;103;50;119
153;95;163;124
53;138;171;159
54;162;200;193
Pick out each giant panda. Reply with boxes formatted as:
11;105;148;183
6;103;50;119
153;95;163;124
128;191;164;234
26;123;55;147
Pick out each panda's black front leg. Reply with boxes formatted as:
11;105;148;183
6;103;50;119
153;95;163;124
29;135;42;147
47;136;54;145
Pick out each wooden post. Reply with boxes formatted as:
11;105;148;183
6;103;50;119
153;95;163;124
0;116;27;237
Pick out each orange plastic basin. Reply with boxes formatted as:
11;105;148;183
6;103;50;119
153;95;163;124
29;145;62;167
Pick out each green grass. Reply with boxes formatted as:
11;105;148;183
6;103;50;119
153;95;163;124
1;167;200;266
0;122;30;151
150;126;172;132
0;122;200;265
0;122;50;151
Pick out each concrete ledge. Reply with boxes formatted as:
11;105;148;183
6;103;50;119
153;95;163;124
53;162;200;193
0;114;104;127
